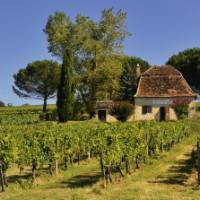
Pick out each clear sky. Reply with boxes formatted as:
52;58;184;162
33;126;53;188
0;0;200;105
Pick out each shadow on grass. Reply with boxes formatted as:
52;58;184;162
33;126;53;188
61;172;102;188
7;173;32;183
149;149;196;185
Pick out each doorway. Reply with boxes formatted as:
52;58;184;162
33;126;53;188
98;110;106;122
160;107;166;121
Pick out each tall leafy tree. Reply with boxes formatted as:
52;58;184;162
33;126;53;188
0;101;5;107
44;12;77;122
75;8;130;117
119;56;150;102
13;60;60;112
166;48;200;92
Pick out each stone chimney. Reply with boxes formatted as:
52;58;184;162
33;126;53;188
136;63;141;79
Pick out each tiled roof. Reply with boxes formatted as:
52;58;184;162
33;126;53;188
96;100;114;110
135;65;197;98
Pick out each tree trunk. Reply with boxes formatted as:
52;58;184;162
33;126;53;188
55;160;58;176
2;172;8;187
32;160;37;183
0;164;5;192
197;141;200;184
64;157;68;169
43;96;47;113
116;165;124;178
49;164;53;176
135;156;140;169
100;150;104;173
69;155;74;165
87;151;91;160
160;142;163;152
105;167;112;184
125;157;131;174
99;150;107;186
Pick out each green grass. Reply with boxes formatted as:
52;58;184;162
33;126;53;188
196;102;200;112
1;123;200;200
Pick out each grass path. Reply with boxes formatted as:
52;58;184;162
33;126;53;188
1;134;200;200
98;135;199;200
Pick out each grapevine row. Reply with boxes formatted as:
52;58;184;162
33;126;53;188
0;120;191;189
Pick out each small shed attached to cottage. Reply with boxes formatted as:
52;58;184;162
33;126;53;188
95;100;117;122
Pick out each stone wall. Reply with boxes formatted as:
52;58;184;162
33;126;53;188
132;105;177;121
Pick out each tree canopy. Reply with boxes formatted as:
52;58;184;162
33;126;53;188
119;56;150;101
44;12;78;121
166;48;200;92
0;101;5;107
44;9;130;119
74;8;130;117
13;60;60;112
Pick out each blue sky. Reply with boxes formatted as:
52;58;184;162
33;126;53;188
0;0;200;105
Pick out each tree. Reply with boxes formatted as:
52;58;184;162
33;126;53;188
44;12;77;122
119;56;150;102
13;60;60;112
57;52;74;122
0;101;5;107
166;48;200;92
75;8;130;117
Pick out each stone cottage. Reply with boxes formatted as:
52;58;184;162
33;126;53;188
134;65;196;121
95;65;197;122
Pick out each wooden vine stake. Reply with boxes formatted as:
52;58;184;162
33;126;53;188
0;163;5;192
197;139;200;184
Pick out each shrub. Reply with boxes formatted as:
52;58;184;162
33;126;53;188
39;109;58;121
172;98;190;119
196;104;200;112
109;101;134;122
174;104;189;119
0;101;5;107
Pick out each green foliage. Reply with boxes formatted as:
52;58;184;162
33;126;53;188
166;48;200;92
0;101;5;107
174;104;189;119
13;60;60;112
74;8;130;117
196;103;200;112
0;105;56;124
39;109;58;121
109;101;134;122
45;12;77;122
0;107;194;194
0;116;191;178
44;9;130;119
119;56;150;101
44;12;77;58
0;132;18;169
57;52;74;122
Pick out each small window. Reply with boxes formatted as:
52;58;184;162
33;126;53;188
142;106;152;114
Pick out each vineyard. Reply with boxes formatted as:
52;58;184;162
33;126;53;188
0;105;55;125
0;115;193;190
0;105;199;200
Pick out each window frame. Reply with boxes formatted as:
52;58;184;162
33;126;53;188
142;105;152;114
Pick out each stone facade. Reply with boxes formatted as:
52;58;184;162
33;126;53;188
95;99;196;122
95;110;118;122
132;105;177;121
